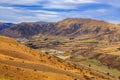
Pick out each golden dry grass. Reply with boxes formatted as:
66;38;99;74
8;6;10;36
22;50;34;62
0;36;116;80
94;42;120;56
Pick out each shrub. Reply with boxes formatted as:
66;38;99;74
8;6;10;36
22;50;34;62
117;47;120;50
9;58;14;60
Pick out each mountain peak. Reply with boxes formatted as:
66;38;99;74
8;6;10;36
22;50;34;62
60;18;106;23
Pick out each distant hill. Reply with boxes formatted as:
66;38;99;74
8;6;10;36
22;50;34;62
0;22;55;38
0;22;15;30
32;21;48;24
0;18;120;43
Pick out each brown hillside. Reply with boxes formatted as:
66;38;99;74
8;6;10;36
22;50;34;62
0;36;116;80
54;18;120;41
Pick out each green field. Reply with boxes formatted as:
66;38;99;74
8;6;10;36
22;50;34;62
74;56;120;79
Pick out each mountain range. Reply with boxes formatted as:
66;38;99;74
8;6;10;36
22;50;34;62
0;18;120;43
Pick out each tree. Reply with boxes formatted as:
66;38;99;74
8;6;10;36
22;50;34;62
107;72;110;76
89;64;91;68
118;76;120;80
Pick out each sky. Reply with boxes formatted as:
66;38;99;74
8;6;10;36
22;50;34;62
0;0;120;23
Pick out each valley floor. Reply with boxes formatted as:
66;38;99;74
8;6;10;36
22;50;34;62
25;36;120;80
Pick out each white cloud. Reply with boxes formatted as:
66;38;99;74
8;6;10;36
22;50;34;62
41;0;76;9
64;0;96;4
0;0;40;5
30;10;58;15
42;0;97;9
0;0;96;5
0;5;119;23
96;9;106;13
0;0;120;9
43;4;77;9
0;0;119;23
0;6;60;23
96;0;120;8
0;0;97;9
54;8;120;24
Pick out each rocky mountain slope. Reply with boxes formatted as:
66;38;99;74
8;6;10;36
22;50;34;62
0;22;14;30
0;22;54;38
0;36;115;80
0;18;120;43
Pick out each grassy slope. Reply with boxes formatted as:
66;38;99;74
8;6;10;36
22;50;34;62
0;36;115;80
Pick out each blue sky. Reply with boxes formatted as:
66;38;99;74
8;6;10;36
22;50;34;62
0;0;120;23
